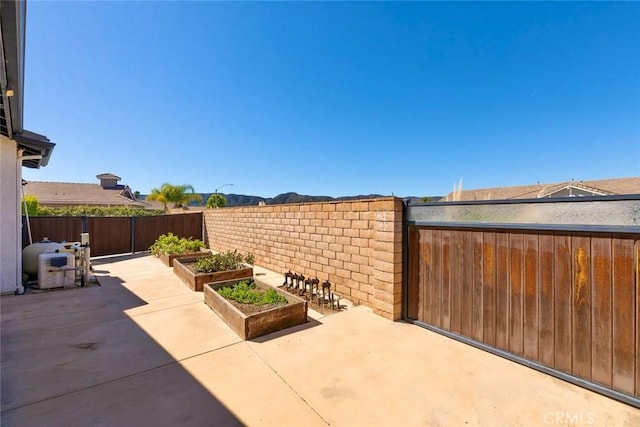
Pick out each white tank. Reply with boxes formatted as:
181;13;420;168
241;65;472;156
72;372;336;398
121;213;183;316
22;238;66;276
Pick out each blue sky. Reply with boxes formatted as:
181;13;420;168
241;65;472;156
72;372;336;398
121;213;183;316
21;1;640;198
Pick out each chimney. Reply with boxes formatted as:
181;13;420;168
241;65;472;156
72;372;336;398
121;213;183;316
96;173;121;188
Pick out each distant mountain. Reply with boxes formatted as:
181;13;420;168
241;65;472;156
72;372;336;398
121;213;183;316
198;192;388;207
140;192;441;207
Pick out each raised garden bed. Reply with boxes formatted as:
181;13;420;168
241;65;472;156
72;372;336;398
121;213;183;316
204;278;308;340
173;255;253;292
159;249;210;267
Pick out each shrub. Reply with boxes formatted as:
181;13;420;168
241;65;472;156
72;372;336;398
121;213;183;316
149;232;205;256
33;205;164;217
206;193;226;209
194;250;254;273
217;280;287;306
21;195;39;216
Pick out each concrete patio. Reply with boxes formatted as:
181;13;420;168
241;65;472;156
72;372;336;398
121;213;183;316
1;254;638;426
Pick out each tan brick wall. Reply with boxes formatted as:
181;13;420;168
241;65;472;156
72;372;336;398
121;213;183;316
203;197;403;320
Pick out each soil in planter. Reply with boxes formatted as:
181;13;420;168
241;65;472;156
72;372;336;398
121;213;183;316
227;300;288;316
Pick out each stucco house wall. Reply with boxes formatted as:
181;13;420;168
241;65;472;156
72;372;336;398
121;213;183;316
1;137;19;294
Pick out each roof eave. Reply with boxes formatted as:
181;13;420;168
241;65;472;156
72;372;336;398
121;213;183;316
0;0;26;137
15;130;55;168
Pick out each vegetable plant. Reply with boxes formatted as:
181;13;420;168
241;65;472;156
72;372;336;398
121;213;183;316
194;250;255;273
217;280;287;306
150;232;205;256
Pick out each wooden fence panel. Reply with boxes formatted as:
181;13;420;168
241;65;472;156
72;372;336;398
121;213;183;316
572;235;592;380
591;237;613;387
133;213;203;253
432;229;443;329
523;234;539;362
408;225;639;399
471;232;484;342
460;231;474;337
449;230;462;334
441;230;451;331
22;216;83;247
495;232;510;352
22;213;203;257
538;234;555;368
420;229;433;325
483;232;497;347
406;227;420;320
509;233;524;357
554;235;573;373
88;217;132;257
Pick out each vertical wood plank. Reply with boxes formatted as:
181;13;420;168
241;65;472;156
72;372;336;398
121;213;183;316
420;229;434;324
523;234;539;361
591;237;613;387
483;232;497;347
636;241;640;398
472;231;484;342
441;230;452;331
509;233;524;357
407;226;420;320
611;238;635;395
495;232;510;352
449;230;463;334
538;234;555;368
554;235;573;373
572;235;592;380
460;231;474;337
432;229;443;329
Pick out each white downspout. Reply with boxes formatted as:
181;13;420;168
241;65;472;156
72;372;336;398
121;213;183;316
16;150;42;294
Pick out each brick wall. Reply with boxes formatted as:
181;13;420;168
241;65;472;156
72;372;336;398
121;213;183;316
203;197;403;320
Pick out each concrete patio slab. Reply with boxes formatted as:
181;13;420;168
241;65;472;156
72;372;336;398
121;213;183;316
1;314;176;411
248;306;640;426
180;344;327;427
1;357;243;427
2;253;638;426
127;301;241;361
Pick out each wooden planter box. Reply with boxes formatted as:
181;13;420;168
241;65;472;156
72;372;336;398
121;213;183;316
173;256;253;292
158;248;210;267
204;278;308;340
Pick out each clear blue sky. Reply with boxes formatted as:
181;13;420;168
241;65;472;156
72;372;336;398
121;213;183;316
21;1;640;198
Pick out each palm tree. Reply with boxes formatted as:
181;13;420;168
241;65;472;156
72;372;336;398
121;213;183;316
146;183;202;211
172;184;203;208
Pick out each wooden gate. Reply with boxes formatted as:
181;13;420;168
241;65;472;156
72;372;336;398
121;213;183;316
405;197;640;407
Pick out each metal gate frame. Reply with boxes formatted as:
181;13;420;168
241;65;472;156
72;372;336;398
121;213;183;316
402;195;640;408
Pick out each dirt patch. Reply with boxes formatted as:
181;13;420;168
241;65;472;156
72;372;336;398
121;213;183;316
227;299;288;316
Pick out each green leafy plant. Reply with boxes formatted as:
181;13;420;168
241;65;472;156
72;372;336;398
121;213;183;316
217;280;287;306
24;205;164;217
21;195;39;216
206;193;227;209
194;250;254;273
149;232;205;256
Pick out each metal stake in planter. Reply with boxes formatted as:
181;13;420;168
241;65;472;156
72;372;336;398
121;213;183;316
310;278;319;300
321;280;331;307
296;274;305;294
333;294;340;310
283;271;293;288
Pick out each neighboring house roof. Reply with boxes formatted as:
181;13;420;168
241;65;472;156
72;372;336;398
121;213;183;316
441;177;640;202
96;173;121;180
24;181;151;208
